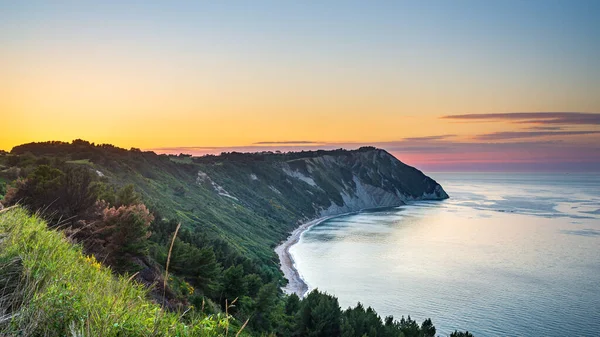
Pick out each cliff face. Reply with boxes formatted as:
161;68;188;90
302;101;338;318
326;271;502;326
275;149;447;217
195;147;447;225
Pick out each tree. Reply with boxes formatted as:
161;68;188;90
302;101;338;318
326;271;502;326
296;290;342;337
449;331;474;337
244;273;263;297
101;203;154;270
115;184;140;206
420;318;436;337
169;239;222;295
3;165;64;211
399;316;421;337
285;293;301;316
0;180;6;198
2;165;98;223
251;283;279;331
60;165;98;217
222;265;247;304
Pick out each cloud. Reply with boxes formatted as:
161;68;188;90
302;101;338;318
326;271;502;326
473;131;600;141
441;112;600;125
253;141;320;145
524;126;564;131
402;135;456;141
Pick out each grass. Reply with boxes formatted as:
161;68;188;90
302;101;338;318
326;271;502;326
169;157;194;164
65;159;93;166
0;207;247;337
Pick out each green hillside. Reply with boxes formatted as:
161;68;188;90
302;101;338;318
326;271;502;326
6;141;446;275
0;207;242;336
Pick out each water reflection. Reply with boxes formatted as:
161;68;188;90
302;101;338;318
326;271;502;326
290;173;600;336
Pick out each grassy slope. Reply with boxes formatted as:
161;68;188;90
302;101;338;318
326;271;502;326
0;207;244;337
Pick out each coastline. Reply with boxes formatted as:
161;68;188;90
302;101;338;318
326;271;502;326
274;206;403;297
274;216;335;297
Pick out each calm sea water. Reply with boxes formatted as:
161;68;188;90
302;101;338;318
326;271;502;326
290;173;600;337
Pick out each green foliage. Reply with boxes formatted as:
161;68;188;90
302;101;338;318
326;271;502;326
421;318;436;337
244;273;263;298
3;165;98;224
96;181;118;205
285;293;301;315
169;238;222;296
4;165;64;209
450;331;475;337
0;207;245;337
222;265;248;305
116;183;141;206
0;179;6;198
342;303;384;337
296;290;342;337
249;282;279;331
66;158;93;166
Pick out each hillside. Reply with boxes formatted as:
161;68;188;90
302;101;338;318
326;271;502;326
6;142;447;274
0;141;465;337
0;207;242;336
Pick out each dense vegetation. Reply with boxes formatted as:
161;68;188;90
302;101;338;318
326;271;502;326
0;140;470;336
0;207;241;336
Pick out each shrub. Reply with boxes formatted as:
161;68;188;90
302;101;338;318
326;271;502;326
100;203;154;270
2;165;98;225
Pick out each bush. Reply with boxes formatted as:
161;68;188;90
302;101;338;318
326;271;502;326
0;180;6;198
2;165;98;224
100;203;154;270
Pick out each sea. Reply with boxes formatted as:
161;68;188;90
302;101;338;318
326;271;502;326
289;173;600;337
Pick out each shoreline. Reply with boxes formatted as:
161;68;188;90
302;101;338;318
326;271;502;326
274;215;335;297
274;206;403;297
275;203;398;298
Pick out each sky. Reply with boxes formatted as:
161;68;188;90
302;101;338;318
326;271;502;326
1;1;599;171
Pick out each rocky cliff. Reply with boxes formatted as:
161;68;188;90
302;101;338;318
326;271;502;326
279;148;448;216
194;147;447;223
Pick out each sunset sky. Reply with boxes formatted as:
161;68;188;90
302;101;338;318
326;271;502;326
2;1;599;171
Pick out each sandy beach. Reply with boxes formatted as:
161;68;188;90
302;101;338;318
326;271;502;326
274;216;334;297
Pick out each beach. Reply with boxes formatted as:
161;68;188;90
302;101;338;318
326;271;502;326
274;216;334;297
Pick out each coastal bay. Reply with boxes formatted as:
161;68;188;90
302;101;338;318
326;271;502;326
288;173;600;336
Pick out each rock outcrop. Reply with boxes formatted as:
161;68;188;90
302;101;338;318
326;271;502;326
197;147;447;222
278;148;448;217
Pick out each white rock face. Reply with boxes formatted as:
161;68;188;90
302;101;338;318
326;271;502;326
278;150;448;217
250;174;258;181
282;167;317;187
197;170;239;201
319;176;407;216
269;185;282;195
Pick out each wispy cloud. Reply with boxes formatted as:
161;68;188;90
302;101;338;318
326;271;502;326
524;126;564;131
402;135;456;141
473;131;600;141
253;141;321;145
441;112;600;125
